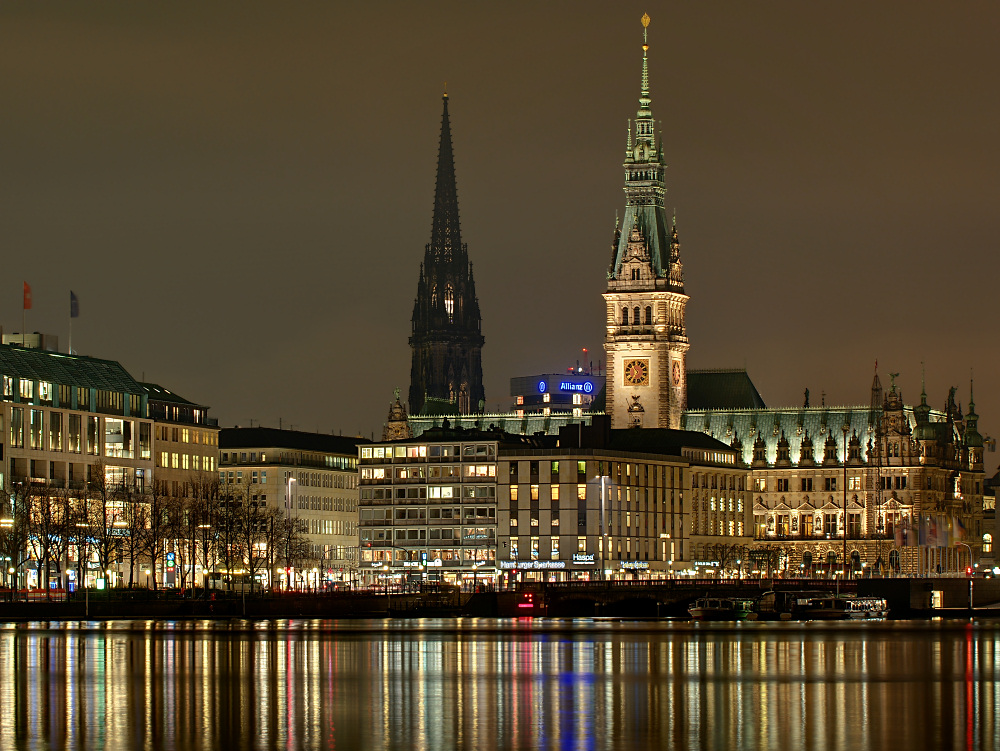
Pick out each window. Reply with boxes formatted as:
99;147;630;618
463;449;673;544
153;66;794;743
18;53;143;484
644;306;652;325
530;484;539;501
824;513;838;535
68;414;82;453
49;412;63;452
754;478;767;492
633;307;640;325
777;478;789;492
20;379;33;400
984;533;993;554
29;409;43;450
800;478;813;492
621;308;629;325
509;486;518;501
550;485;560;501
551;537;560;559
86;416;99;455
577;484;587;501
10;407;24;448
824;477;837;492
444;285;454;321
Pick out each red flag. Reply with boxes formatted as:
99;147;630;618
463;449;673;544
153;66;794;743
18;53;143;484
23;282;31;310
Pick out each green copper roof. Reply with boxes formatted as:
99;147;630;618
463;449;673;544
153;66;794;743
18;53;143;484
687;369;766;410
0;343;144;395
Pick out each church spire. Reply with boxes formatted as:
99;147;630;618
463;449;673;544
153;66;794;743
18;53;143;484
409;92;485;417
429;92;462;261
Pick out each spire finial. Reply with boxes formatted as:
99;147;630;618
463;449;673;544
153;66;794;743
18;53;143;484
639;14;651;106
443;81;447;99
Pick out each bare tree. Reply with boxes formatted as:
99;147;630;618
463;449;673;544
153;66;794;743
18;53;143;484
88;466;125;584
1;484;32;594
190;474;220;597
121;479;149;587
144;480;171;590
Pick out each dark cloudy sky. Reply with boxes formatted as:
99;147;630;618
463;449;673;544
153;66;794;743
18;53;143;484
2;2;998;466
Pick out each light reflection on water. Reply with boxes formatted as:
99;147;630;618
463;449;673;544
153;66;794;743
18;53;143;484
0;619;997;750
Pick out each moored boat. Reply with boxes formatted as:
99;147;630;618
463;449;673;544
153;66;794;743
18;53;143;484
793;594;889;620
688;597;755;621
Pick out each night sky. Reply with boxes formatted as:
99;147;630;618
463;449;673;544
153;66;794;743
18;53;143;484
2;3;998;468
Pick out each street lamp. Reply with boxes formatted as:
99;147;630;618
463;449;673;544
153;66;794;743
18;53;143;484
957;541;975;612
842;425;849;580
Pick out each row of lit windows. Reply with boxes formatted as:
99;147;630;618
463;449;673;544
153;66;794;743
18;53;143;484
361;443;497;460
3;376;143;416
156;425;217;446
9;407;152;460
159;452;216;471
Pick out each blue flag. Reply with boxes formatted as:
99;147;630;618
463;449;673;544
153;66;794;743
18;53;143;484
70;291;79;318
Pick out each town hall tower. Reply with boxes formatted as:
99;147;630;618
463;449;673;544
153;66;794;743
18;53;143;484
603;14;689;429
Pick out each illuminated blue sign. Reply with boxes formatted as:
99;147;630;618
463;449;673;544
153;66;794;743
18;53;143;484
537;380;547;393
559;380;594;393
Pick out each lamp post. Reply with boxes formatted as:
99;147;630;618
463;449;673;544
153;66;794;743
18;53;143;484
957;541;974;612
842;425;849;579
285;477;296;591
599;476;609;582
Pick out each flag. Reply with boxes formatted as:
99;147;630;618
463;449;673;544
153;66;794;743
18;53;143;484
70;291;79;318
23;282;31;310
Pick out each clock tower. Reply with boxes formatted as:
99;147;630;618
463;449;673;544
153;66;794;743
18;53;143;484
603;14;688;429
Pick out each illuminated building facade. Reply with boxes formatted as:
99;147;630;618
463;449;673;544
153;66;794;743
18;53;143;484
0;343;155;588
684;378;987;576
143;382;219;500
219;428;365;586
358;421;751;583
409;93;485;417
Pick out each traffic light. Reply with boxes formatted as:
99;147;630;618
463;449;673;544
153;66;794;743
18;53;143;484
966;566;973;576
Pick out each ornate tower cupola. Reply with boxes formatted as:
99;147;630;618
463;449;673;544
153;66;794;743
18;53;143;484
603;13;690;430
964;379;984;470
409;93;485;417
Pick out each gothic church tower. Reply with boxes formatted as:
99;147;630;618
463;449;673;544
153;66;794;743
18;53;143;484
603;14;689;429
409;94;485;416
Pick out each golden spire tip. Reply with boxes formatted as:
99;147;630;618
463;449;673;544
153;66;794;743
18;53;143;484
641;12;650;27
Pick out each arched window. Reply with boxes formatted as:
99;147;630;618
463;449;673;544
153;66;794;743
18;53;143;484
802;550;813;574
984;533;993;554
888;549;900;572
644;306;652;325
444;286;454;322
633;307;640;326
621;308;629;325
826;551;837;571
850;550;861;572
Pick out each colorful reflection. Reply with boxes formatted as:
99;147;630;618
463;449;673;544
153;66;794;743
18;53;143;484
0;620;996;750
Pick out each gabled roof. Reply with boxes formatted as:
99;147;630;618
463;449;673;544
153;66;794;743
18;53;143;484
0;343;143;395
686;368;766;410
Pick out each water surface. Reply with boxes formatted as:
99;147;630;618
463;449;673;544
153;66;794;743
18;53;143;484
0;618;997;750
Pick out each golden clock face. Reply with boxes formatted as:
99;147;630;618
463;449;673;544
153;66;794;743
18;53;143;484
623;359;650;386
